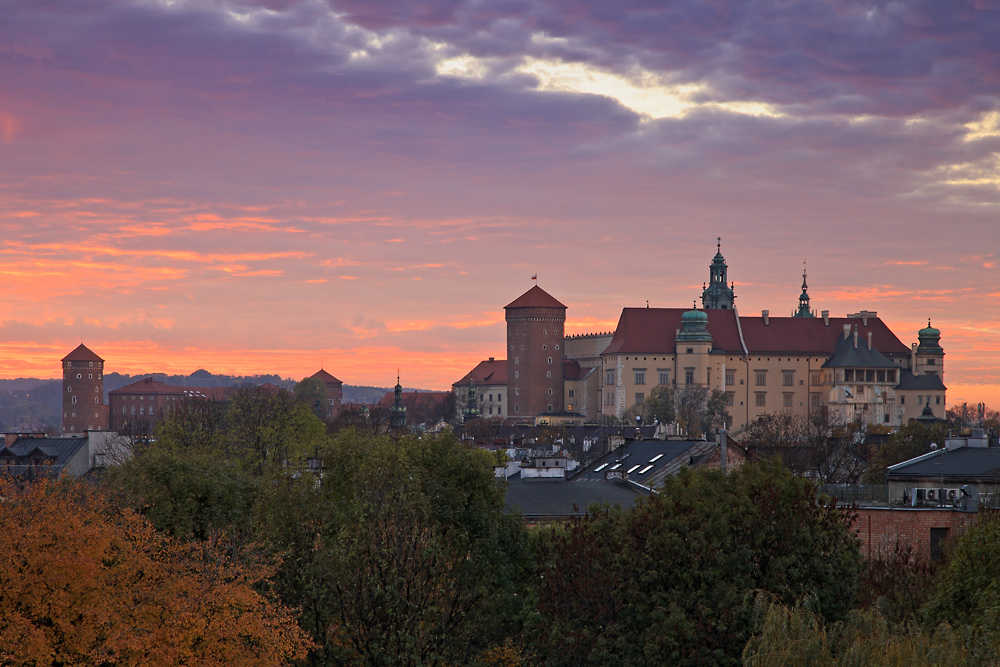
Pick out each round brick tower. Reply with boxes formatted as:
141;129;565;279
505;285;566;423
62;344;106;434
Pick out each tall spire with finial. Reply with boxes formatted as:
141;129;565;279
701;238;735;309
794;259;815;317
390;370;407;429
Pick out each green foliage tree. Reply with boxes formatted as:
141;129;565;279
922;512;1000;661
294;376;330;422
864;421;948;484
642;384;675;423
224;384;326;470
259;430;531;666
530;460;862;666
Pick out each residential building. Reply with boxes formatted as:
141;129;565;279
109;377;228;432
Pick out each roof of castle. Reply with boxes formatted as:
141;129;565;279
310;369;343;385
455;358;507;386
602;308;910;357
505;285;566;310
61;344;104;363
109;377;230;400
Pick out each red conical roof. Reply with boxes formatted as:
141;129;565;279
504;285;566;310
61;344;104;363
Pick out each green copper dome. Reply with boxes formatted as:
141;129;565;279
678;303;712;342
917;319;943;354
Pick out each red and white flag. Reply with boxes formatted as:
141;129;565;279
531;274;537;281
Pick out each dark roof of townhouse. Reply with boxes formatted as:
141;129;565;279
504;473;648;519
0;436;89;477
310;369;343;385
504;285;566;310
887;447;1000;482
455;358;507;386
62;344;104;363
821;331;900;369
897;371;947;391
570;438;717;488
602;309;910;357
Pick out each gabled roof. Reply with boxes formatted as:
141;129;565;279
0;436;88;466
62;344;103;363
504;474;647;519
887;447;1000;482
310;369;343;385
821;332;900;369
602;309;911;357
897;371;947;391
739;316;909;356
455;359;507;386
109;377;184;395
504;285;566;310
602;308;744;355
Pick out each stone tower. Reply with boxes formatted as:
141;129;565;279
701;238;736;310
505;285;566;422
62;344;106;434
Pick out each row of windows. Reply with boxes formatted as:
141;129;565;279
513;357;554;365
844;369;897;383
71;373;102;380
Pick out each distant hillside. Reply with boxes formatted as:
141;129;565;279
0;372;401;432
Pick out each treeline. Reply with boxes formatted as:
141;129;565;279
3;386;1000;665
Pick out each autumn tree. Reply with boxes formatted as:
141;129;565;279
0;478;311;666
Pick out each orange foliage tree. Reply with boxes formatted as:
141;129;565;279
0;478;312;666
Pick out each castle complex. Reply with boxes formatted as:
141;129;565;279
455;242;947;432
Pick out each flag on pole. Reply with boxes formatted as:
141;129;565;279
531;274;537;281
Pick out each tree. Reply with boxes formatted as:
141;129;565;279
530;460;862;666
0;478;311;666
259;431;531;666
672;385;730;438
642;384;675;424
294;377;330;422
224;384;326;471
864;421;948;485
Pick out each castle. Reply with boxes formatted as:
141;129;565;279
454;241;947;432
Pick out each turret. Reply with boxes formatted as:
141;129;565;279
915;319;944;380
701;238;736;310
793;261;814;317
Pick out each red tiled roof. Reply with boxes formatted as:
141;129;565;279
455;359;507;386
61;344;103;363
738;316;909;356
309;369;343;385
504;285;566;310
563;359;585;380
603;308;744;355
602;308;910;357
109;378;183;395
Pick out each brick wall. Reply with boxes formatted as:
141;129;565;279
852;506;978;562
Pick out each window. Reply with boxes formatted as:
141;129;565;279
725;371;735;386
497;394;501;402
606;371;615;385
515;388;519;396
918;394;923;404
546;371;551;378
514;357;519;365
725;391;735;406
514;372;518;379
755;392;766;407
659;371;670;385
548;357;552;364
810;393;820;408
72;396;77;404
635;371;645;385
635;392;645;405
927;358;936;365
605;391;615;405
88;374;92;379
542;344;546;350
555;345;559;350
810;372;820;386
67;386;71;392
140;407;144;415
548;389;553;395
76;374;81;379
936;396;941;405
515;405;519;413
755;370;767;386
845;369;854;382
569;390;575;398
686;347;694;354
783;371;794;387
783;393;793;408
488;406;493;415
547;404;553;413
685;369;694;385
900;395;905;405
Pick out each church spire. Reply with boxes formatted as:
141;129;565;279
701;237;735;309
794;259;815;317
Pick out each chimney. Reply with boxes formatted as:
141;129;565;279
861;312;869;326
853;326;859;349
911;342;918;371
843;324;851;339
762;310;769;325
489;357;494;362
822;310;829;326
868;332;873;350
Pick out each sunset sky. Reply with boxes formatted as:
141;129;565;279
1;0;998;408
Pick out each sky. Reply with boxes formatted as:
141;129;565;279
1;0;998;408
